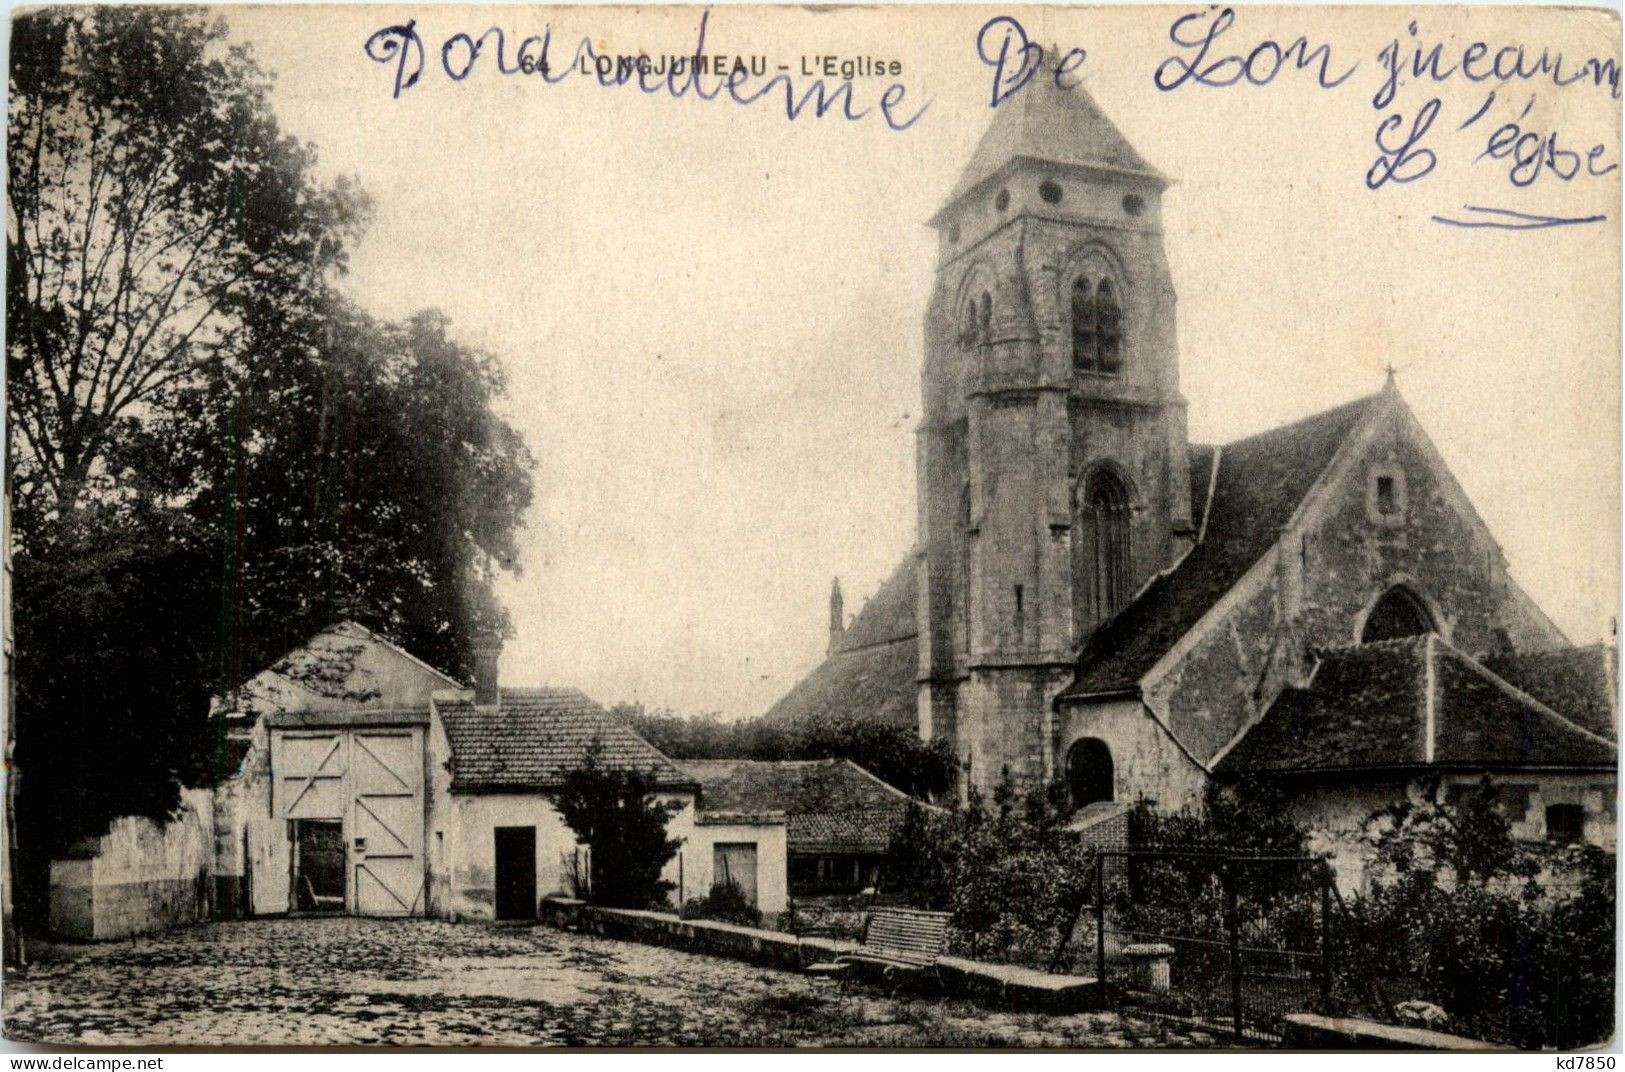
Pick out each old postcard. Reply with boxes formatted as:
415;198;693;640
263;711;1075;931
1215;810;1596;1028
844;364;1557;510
2;2;1619;1053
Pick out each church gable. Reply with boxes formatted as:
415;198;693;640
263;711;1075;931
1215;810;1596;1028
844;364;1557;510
1063;378;1578;772
1064;393;1377;701
1288;385;1568;662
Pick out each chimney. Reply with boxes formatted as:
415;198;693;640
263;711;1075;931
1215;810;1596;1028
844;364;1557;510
472;631;503;708
828;577;845;656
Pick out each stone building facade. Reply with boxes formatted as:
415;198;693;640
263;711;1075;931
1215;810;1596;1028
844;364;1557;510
764;64;1615;864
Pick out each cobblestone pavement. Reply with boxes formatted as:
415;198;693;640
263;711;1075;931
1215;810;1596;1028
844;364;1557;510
2;918;1219;1048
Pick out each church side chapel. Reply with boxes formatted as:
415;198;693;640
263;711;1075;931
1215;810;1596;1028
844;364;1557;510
770;63;1617;881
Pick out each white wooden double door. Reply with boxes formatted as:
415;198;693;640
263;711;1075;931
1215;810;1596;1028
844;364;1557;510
272;728;426;916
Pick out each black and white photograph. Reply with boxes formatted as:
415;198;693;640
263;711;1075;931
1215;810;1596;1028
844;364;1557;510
0;2;1619;1053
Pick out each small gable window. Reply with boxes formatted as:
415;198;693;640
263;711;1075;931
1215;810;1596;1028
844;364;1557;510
1546;803;1585;844
1072;276;1124;375
1366;464;1407;524
1375;475;1396;513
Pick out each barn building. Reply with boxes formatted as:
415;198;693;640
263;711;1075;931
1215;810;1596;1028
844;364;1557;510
211;622;706;920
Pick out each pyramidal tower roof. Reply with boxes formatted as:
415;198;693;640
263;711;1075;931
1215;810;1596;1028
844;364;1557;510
936;62;1164;220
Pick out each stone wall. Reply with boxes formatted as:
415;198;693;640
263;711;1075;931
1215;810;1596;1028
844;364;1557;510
49;787;216;940
544;900;1103;1013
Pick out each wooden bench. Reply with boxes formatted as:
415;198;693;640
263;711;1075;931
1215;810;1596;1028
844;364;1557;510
805;907;952;992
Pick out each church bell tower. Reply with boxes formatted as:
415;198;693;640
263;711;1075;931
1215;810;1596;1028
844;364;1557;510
915;62;1195;795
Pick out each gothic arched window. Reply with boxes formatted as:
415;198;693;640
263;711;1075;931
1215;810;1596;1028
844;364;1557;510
1360;586;1435;644
1081;469;1132;626
1072;276;1124;375
1067;738;1114;809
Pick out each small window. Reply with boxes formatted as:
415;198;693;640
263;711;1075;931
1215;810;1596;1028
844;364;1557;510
1546;803;1585;844
995;188;1010;212
1122;193;1145;216
1375;475;1396;513
978;291;992;343
1366;466;1407;524
1039;180;1063;204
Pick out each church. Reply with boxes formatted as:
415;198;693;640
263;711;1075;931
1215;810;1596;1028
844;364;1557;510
763;67;1617;863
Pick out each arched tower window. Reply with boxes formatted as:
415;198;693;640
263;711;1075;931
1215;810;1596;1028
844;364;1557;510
1079;469;1132;626
1067;738;1114;809
978;291;992;345
1360;586;1435;643
1072;276;1124;374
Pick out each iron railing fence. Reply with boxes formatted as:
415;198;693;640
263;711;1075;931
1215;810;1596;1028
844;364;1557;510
1088;850;1333;1043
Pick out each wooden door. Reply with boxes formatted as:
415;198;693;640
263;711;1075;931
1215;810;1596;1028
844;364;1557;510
350;730;424;916
494;826;538;921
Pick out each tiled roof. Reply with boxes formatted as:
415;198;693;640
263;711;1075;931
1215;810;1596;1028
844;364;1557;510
1061;393;1379;699
438;687;696;793
1485;644;1616;740
759;559;918;732
681;758;924;854
939;70;1161;213
1217;636;1616;776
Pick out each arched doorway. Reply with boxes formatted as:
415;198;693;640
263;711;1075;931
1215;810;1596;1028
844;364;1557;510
1067;738;1114;809
1360;586;1435;643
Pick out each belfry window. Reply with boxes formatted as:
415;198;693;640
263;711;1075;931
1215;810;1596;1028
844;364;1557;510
1072;277;1124;374
1085;469;1132;623
960;291;993;349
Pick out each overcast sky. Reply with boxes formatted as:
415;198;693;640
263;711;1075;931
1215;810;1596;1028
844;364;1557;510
231;4;1621;718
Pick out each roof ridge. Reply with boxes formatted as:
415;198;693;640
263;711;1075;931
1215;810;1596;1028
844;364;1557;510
1221;392;1381;452
1435;635;1618;750
1317;634;1432;657
838;758;922;802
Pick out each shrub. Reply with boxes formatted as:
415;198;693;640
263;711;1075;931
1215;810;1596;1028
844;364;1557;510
553;738;683;909
1336;778;1616;1048
885;771;1095;970
685;879;762;927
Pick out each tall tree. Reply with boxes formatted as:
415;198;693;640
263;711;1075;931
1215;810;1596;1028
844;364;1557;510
7;6;365;528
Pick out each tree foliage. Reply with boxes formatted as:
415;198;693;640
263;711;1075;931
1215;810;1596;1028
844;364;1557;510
8;6;365;521
553;739;684;910
885;771;1097;970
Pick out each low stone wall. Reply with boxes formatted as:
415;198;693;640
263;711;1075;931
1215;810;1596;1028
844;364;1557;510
542;899;1100;1014
49;788;217;940
1282;1013;1501;1051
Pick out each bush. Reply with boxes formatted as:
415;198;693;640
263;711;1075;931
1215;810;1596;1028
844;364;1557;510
885;771;1096;971
684;879;761;927
1335;778;1616;1048
553;739;683;909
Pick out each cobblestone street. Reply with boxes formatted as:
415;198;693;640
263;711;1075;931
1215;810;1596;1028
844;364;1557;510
2;918;1217;1048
